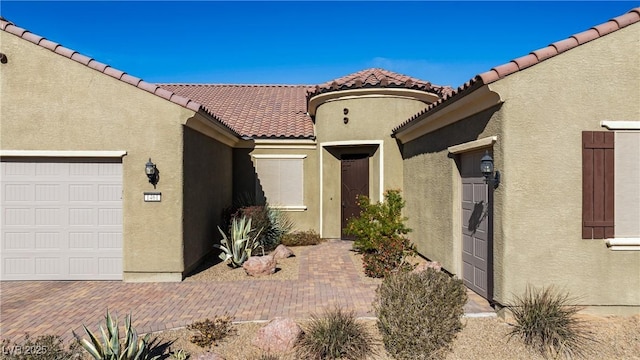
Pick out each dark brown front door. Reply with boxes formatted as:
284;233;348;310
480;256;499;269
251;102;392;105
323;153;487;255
341;154;369;239
460;150;493;300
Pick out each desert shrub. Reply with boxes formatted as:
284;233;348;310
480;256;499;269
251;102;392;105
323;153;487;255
1;334;83;360
362;236;414;278
295;307;376;360
186;315;235;349
374;269;467;360
506;286;594;359
232;205;293;252
280;230;323;247
345;190;415;277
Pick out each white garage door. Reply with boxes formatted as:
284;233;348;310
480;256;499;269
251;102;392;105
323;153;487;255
1;160;123;280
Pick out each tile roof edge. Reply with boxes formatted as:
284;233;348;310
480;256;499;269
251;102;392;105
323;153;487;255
159;83;313;87
0;17;240;138
392;7;640;136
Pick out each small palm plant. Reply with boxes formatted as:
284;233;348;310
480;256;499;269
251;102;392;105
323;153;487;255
74;310;158;360
214;215;263;267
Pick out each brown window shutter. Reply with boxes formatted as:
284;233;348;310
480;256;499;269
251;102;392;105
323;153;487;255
582;131;615;239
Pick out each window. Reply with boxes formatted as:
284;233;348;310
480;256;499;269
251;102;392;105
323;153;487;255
253;154;306;210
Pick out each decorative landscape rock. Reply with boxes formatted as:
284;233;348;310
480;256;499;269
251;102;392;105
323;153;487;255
272;244;294;259
412;261;442;273
197;352;225;360
252;317;303;353
243;254;277;276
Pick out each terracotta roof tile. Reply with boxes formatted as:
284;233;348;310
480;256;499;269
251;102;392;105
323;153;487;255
0;17;240;138
308;68;453;99
160;84;315;139
393;7;640;135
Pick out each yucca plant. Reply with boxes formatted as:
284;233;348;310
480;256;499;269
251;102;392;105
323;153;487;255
214;216;263;267
74;310;158;360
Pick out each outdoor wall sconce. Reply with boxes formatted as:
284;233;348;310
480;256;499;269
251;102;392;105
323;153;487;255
145;158;159;188
480;151;500;188
343;108;349;124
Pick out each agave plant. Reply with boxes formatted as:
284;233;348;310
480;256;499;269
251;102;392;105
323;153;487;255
214;215;263;267
74;310;158;360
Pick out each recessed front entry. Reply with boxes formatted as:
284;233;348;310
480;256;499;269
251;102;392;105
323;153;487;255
460;150;493;300
341;154;369;239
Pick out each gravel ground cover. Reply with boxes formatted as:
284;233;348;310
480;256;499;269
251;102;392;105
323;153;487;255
165;245;639;360
150;314;640;360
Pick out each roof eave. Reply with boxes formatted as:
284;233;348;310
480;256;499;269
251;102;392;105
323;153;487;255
393;82;502;144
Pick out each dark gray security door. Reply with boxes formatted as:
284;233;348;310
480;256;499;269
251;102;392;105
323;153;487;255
460;150;493;299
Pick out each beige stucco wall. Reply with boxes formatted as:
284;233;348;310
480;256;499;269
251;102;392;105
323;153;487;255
182;126;233;275
0;31;202;281
401;22;639;312
314;95;428;238
489;22;640;310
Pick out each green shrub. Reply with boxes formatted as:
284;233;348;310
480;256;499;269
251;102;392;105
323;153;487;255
186;315;235;349
345;190;415;277
362;236;414;278
280;230;323;247
295;307;376;360
506;286;593;359
232;205;293;252
74;310;158;360
1;334;83;360
374;270;467;360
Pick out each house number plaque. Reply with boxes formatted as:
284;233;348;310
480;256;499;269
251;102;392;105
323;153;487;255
144;192;161;202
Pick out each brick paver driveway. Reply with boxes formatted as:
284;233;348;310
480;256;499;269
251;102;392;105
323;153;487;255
0;240;493;342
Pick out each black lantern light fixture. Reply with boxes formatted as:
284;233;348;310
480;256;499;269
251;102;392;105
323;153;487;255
480;151;500;188
145;158;159;188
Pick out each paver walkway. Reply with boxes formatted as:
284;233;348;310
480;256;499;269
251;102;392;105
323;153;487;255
0;240;493;342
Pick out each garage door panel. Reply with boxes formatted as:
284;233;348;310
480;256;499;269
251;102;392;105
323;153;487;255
69;232;96;249
4;232;34;250
4;257;34;276
4;208;33;226
98;184;122;201
35;232;60;249
69;208;96;226
69;184;97;201
35;208;63;226
99;232;122;248
1;160;123;280
3;162;35;176
4;184;33;201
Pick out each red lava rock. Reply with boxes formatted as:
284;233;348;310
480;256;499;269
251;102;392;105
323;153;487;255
272;244;294;259
252;317;303;353
243;254;277;276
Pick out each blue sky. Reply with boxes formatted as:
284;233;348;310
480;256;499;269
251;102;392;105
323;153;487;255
1;1;637;87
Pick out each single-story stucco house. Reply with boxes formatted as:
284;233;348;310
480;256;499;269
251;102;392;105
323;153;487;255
1;8;638;314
